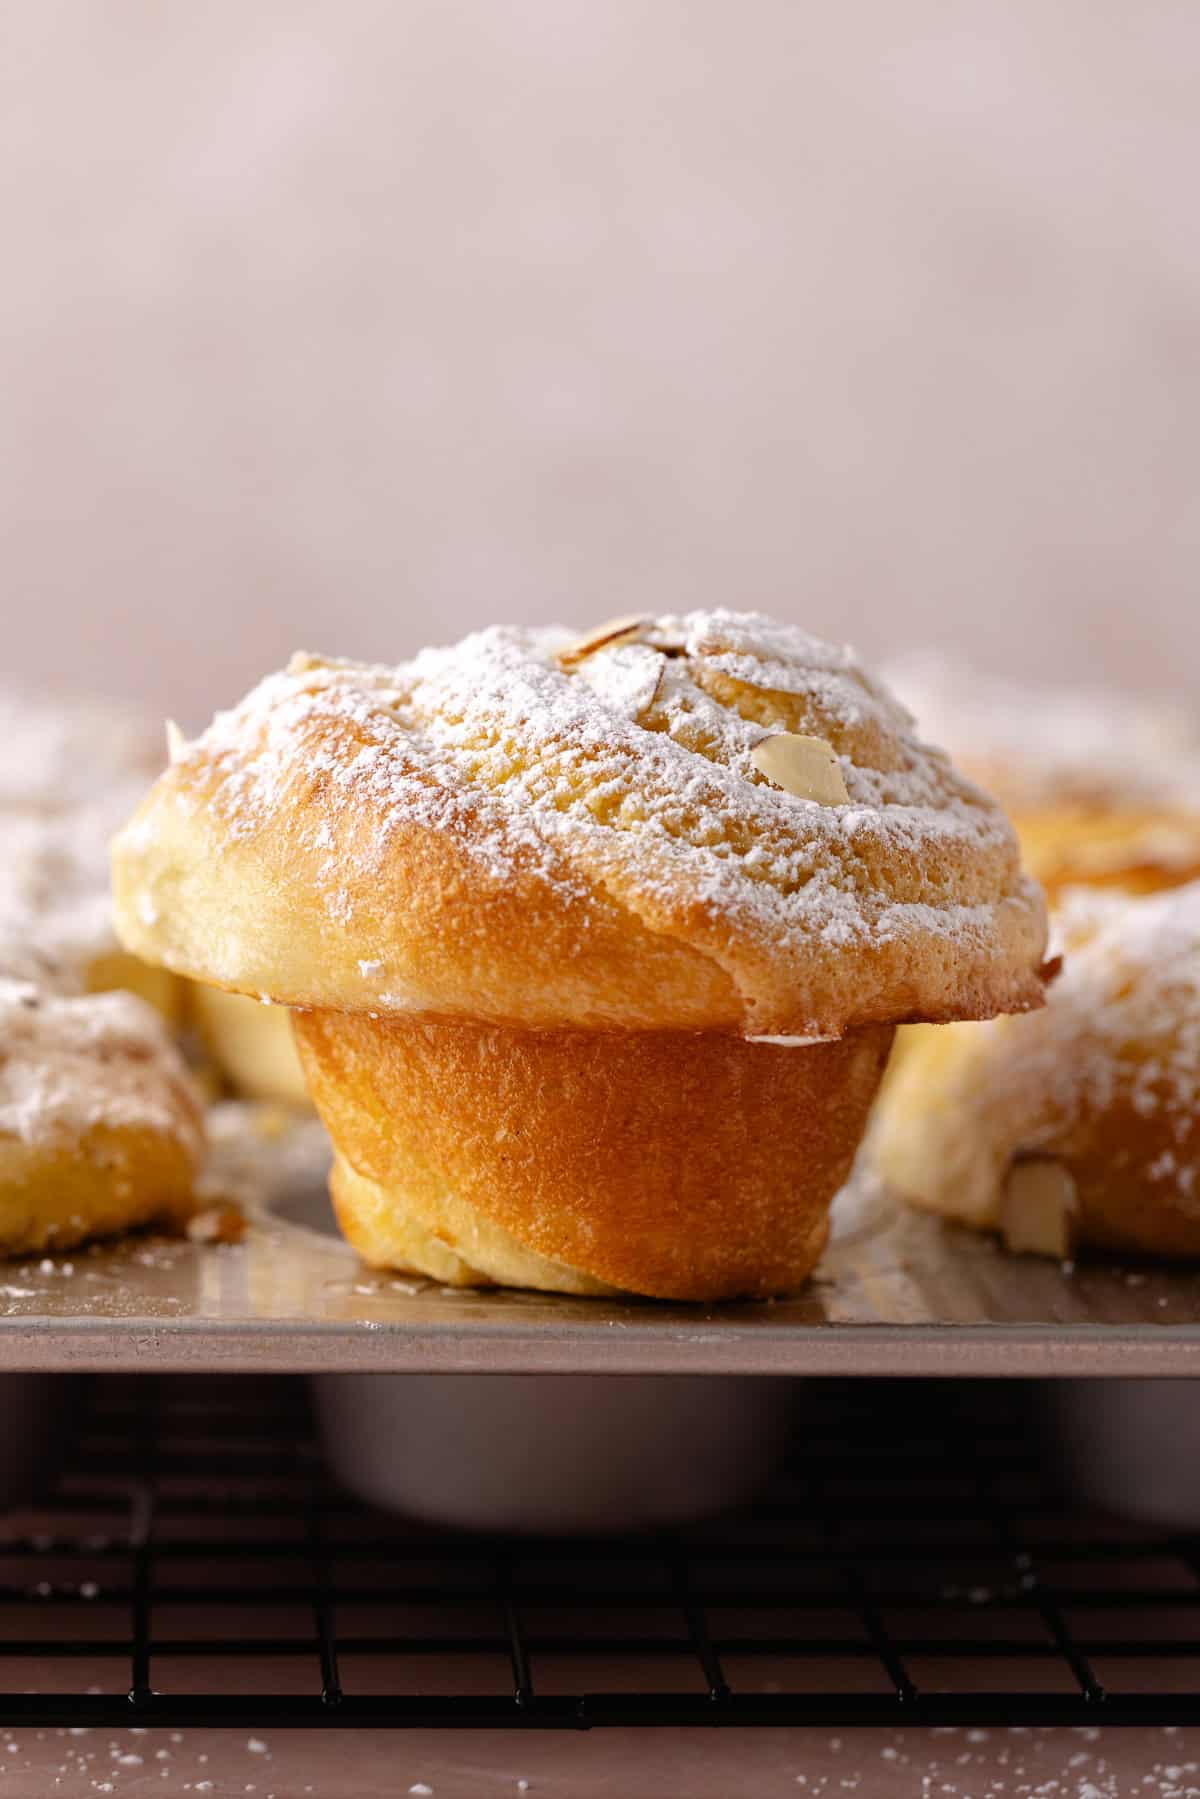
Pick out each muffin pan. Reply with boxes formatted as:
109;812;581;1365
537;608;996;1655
0;1114;1197;1374
313;1372;797;1532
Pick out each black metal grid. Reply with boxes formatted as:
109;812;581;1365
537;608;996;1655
0;1374;1197;1728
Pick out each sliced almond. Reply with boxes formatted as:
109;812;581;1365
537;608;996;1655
749;732;849;804
557;615;647;669
999;1156;1079;1259
165;719;188;765
573;641;665;719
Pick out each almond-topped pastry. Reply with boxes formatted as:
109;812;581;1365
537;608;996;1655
872;881;1200;1260
112;611;1048;1299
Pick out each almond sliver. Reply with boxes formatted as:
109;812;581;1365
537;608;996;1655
557;616;647;668
749;733;848;804
1000;1156;1079;1259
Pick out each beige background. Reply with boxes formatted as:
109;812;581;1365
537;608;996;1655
2;1;1197;721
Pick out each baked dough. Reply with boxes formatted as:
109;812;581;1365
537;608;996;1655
114;616;1046;1035
188;984;309;1106
871;882;1200;1259
297;1011;895;1299
0;979;204;1255
886;655;1200;899
113;612;1048;1298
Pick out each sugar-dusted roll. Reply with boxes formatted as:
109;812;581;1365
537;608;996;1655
0;687;182;1017
872;882;1200;1261
113;611;1048;1298
0;979;204;1255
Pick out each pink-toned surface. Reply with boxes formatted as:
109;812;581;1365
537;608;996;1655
0;1724;1192;1796
2;3;1198;719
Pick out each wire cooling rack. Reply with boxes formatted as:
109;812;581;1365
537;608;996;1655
0;1375;1198;1729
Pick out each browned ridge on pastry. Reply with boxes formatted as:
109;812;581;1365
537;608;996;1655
112;612;1047;1040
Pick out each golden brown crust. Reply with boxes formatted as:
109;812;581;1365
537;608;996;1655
113;617;1047;1037
114;756;741;1030
0;982;204;1256
871;884;1200;1260
328;1154;618;1294
0;1124;199;1258
295;1010;895;1300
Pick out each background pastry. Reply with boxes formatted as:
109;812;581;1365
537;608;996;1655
885;654;1200;899
113;611;1048;1299
0;687;182;1015
871;882;1200;1260
0;684;311;1105
186;985;308;1107
0;978;204;1255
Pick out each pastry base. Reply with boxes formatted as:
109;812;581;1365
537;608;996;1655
294;1012;894;1300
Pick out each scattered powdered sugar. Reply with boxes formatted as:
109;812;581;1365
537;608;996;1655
174;614;1031;1015
0;979;202;1155
885;650;1200;812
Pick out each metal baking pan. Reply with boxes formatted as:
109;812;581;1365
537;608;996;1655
0;1108;1196;1375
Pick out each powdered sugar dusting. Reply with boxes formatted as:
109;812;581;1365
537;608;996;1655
177;614;1034;1021
0;979;202;1155
1041;884;1200;1146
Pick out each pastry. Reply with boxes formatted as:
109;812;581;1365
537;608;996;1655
0;685;310;1104
871;881;1200;1259
112;612;1048;1299
0;978;204;1255
0;687;182;1016
885;654;1200;898
187;985;309;1106
299;1013;893;1295
0;690;205;1254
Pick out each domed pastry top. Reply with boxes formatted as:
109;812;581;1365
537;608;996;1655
112;611;1048;1036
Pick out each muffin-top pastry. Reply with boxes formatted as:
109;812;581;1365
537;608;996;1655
871;881;1200;1260
885;654;1200;897
112;613;1048;1301
0;978;204;1255
114;614;1046;1038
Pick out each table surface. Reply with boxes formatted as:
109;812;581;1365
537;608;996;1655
0;1722;1193;1797
1;1106;1198;1377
